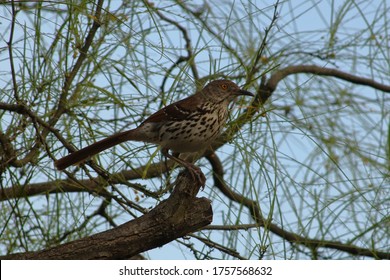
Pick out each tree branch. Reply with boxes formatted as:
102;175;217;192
7;1;20;101
1;171;212;260
266;65;390;93
0;156;175;201
53;0;104;122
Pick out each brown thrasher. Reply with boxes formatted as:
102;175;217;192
55;80;253;186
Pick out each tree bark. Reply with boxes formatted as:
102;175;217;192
1;172;212;259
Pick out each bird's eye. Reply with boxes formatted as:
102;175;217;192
221;84;228;90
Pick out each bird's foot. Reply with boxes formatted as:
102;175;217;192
184;163;206;189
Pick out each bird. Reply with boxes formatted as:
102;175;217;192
55;80;253;186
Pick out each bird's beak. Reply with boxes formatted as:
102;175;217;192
235;89;254;97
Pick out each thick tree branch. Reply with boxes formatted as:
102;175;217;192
1;171;212;260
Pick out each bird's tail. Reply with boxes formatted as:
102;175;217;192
55;129;137;170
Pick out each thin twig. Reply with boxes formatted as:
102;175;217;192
175;0;245;68
7;1;20;101
189;234;247;260
246;0;279;85
54;0;104;122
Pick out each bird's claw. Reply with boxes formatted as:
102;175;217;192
185;164;206;189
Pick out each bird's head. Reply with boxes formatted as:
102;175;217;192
202;80;253;103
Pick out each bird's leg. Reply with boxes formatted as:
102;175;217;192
162;148;206;188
